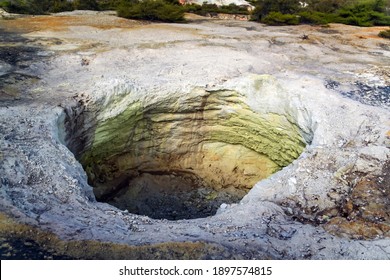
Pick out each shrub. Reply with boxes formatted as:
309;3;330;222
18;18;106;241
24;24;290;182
186;3;219;16
220;3;249;15
0;0;43;14
73;0;100;11
183;4;202;14
251;0;390;26
298;11;330;25
378;29;390;38
307;0;350;14
335;9;372;26
368;10;390;25
262;11;299;25
49;0;74;13
117;0;185;23
252;0;300;21
0;0;102;14
182;3;248;16
334;0;390;26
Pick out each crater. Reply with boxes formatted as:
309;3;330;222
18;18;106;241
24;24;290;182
62;81;310;220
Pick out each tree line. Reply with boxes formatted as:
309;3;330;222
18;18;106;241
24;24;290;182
1;0;389;27
251;0;390;26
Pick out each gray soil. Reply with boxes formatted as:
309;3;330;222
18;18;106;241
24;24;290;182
105;172;242;220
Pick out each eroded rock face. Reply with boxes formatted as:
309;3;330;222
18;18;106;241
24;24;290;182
1;12;390;259
68;77;308;219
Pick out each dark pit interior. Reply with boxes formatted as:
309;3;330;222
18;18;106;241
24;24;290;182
101;171;242;220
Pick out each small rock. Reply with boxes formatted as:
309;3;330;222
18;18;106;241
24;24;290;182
81;58;90;66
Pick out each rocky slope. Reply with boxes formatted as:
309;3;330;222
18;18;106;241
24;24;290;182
0;12;389;259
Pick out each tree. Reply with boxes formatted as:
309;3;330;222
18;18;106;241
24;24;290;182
49;0;74;13
252;0;300;21
305;0;350;13
117;0;185;22
73;0;99;10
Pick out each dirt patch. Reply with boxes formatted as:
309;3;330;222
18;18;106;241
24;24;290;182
105;172;242;220
0;13;145;33
0;29;43;102
324;161;390;239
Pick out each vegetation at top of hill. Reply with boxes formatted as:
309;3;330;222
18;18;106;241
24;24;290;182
0;0;100;14
0;0;249;22
184;2;249;16
116;0;185;22
251;0;390;26
1;0;389;26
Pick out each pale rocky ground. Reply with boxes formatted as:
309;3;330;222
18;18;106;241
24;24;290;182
0;11;389;259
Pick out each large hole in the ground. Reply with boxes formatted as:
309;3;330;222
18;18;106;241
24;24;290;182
62;82;310;220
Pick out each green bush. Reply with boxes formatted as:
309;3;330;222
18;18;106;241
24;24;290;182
307;0;350;14
334;9;390;26
367;10;390;25
262;11;299;25
220;3;249;14
378;28;390;38
97;0;115;10
298;11;331;25
0;0;100;14
48;0;74;13
186;3;219;16
117;0;185;23
252;0;300;21
183;3;249;16
73;0;100;10
335;8;372;26
251;0;390;27
333;0;390;26
0;0;49;14
183;3;203;14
